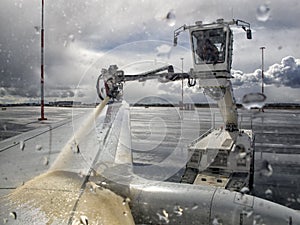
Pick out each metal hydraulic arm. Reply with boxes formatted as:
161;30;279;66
97;19;252;132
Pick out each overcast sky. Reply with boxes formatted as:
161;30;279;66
0;0;300;104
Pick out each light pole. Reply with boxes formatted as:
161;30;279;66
180;57;184;110
39;0;47;120
260;46;265;112
260;47;265;95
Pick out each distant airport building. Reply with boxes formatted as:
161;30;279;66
48;101;81;107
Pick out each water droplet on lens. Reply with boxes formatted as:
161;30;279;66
64;34;75;47
254;214;264;225
87;181;99;193
240;186;250;194
71;218;80;225
238;152;247;159
242;93;266;110
256;4;271;22
122;197;131;205
156;44;172;58
173;205;183;216
157;209;169;223
100;181;107;186
80;215;88;225
9;211;17;220
243;209;253;218
69;34;75;42
34;26;40;34
265;188;272;198
260;160;273;177
78;171;84;178
212;217;222;225
36;144;43;151
76;145;80;153
191;204;198;210
20;141;25;151
166;10;176;27
43;156;49;166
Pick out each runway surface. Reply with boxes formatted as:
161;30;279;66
130;107;300;210
0;106;299;210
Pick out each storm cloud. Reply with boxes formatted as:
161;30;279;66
1;0;300;103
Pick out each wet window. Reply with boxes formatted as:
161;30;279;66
192;28;226;64
1;1;300;224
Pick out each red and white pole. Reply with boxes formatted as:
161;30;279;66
39;0;47;120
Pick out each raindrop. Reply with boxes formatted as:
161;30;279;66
71;141;80;153
71;218;80;225
173;205;183;216
76;145;80;153
80;215;88;225
212;217;222;225
19;141;25;151
191;204;198;210
235;144;247;159
69;34;75;42
265;188;272;198
122;197;131;205
240;186;250;194
36;144;43;151
260;160;273;177
165;10;176;27
87;181;99;193
256;4;271;22
34;26;40;34
156;44;172;58
78;171;84;178
238;152;247;159
63;34;75;47
243;209;253;218
287;197;296;203
253;214;264;225
9;211;17;220
43;156;49;166
156;209;169;224
100;181;107;186
242;93;266;110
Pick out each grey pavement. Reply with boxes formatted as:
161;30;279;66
1;106;299;210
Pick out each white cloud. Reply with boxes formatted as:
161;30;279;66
265;56;300;88
232;56;300;89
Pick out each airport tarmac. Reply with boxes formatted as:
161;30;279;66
130;107;300;210
0;106;299;210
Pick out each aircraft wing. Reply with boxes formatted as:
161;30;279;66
0;98;135;224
